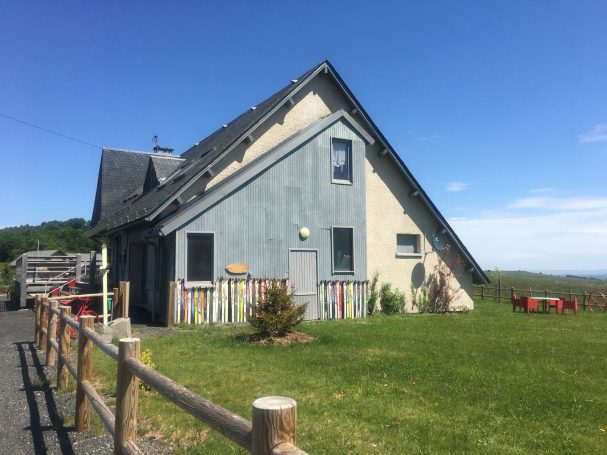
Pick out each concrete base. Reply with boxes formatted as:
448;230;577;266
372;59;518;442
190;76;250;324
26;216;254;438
94;322;113;343
109;317;132;340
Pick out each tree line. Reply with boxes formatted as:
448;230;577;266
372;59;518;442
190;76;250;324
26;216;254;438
0;218;98;263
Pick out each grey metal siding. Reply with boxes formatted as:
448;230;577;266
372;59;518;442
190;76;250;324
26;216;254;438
175;119;367;284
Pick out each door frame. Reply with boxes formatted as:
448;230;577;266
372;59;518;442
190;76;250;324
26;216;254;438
288;248;320;319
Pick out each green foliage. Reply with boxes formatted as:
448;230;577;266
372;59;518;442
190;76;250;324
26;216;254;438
139;349;157;391
250;283;306;337
410;282;430;313
367;272;379;316
0;218;97;262
0;262;14;287
379;282;406;314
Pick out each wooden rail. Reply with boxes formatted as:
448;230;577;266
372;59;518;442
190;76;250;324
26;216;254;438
33;295;309;454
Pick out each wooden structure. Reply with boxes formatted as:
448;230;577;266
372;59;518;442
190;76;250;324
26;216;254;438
34;295;308;454
14;251;101;308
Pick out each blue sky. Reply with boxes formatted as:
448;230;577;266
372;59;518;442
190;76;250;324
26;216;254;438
1;1;606;271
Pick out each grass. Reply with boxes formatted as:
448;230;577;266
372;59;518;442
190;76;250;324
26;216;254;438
91;302;607;454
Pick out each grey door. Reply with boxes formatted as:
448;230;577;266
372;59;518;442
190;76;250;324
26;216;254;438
288;250;319;320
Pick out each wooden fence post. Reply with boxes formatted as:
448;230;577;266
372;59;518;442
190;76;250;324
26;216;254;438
511;287;514;300
481;285;484;300
544;289;548;298
40;297;49;353
498;279;502;303
76;315;95;432
20;253;28;308
46;301;58;366
568;289;573;300
119;281;130;319
114;338;140;455
57;305;72;390
252;396;297;455
34;295;41;347
167;281;176;328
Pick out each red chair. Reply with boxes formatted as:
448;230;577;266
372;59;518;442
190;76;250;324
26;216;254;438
547;298;563;314
512;294;522;312
561;297;578;315
520;296;539;314
49;288;61;297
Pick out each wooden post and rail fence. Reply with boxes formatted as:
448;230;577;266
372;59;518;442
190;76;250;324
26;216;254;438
33;294;308;455
472;280;606;308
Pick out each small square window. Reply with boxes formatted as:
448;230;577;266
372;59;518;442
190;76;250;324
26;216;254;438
397;234;420;256
332;227;354;272
331;138;352;184
187;233;214;282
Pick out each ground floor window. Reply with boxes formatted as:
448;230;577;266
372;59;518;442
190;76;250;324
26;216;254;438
332;227;354;273
187;233;214;283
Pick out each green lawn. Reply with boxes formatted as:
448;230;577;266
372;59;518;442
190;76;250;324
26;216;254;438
92;302;607;454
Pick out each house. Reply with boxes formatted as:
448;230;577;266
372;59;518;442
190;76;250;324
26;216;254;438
88;60;489;324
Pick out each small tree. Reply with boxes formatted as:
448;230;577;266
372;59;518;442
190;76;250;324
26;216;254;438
250;283;307;338
426;258;462;313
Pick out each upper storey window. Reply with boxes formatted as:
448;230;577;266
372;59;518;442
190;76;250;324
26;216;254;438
331;138;352;184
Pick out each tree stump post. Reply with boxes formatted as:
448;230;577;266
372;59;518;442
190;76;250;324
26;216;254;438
46;301;58;366
252;396;297;455
114;338;140;455
57;305;72;389
75;315;95;432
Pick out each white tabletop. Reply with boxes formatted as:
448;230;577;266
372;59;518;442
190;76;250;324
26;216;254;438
531;297;559;301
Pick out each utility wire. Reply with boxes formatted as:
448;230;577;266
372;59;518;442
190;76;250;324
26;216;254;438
0;112;101;149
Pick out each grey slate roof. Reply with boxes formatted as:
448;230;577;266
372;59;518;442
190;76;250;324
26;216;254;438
143;155;185;193
91;148;184;226
89;61;326;234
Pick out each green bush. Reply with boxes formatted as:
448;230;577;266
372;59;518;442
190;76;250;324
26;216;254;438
367;272;379;316
380;283;406;314
411;282;430;313
250;284;307;337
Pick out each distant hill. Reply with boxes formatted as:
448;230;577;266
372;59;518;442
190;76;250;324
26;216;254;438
485;270;607;294
0;219;97;263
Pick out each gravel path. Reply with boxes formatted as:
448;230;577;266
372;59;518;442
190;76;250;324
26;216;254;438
0;307;171;454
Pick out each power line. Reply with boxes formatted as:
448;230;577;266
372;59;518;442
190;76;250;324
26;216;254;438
0;112;101;149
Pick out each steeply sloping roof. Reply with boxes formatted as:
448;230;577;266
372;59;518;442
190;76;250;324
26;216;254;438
143;155;185;193
88;61;326;235
91;148;155;225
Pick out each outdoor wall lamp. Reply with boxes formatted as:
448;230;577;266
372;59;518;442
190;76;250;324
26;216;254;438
299;227;310;240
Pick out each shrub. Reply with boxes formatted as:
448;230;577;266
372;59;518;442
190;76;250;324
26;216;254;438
250;284;306;338
426;259;461;313
411;282;430;313
379;283;406;314
367;272;380;316
139;349;156;391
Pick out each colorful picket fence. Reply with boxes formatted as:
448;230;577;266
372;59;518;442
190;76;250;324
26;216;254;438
173;278;368;325
319;281;367;320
